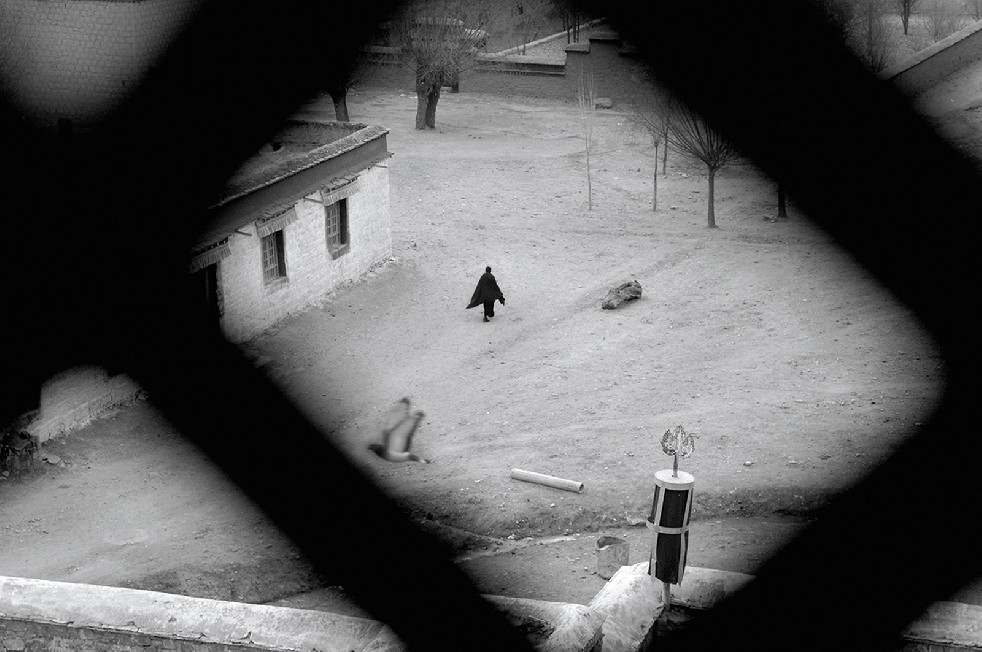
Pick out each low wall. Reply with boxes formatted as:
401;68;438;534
883;20;982;95
355;31;650;106
357;53;569;99
462;55;568;99
0;576;393;652
0;576;603;652
23;366;144;443
597;564;982;652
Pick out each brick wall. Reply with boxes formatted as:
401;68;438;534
219;164;392;343
24;366;144;444
0;0;202;129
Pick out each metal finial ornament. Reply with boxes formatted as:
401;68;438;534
661;425;695;477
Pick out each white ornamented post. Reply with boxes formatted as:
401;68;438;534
648;425;695;607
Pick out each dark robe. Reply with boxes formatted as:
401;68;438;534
466;272;505;316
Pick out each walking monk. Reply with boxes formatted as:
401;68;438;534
466;266;505;322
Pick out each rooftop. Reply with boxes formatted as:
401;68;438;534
193;119;389;247
213;120;389;208
883;20;982;165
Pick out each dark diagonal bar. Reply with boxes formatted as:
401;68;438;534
595;1;982;649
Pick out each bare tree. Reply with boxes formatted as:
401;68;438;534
631;117;662;212
663;99;738;228
896;0;920;34
630;79;673;211
512;0;552;54
925;0;962;40
851;0;892;72
577;72;596;210
966;0;982;20
390;0;496;130
649;129;661;212
557;0;585;43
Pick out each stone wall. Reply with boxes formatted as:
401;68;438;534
25;367;144;444
0;0;202;130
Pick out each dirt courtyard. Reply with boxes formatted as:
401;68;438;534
2;88;967;611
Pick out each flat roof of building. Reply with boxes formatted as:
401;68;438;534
193;119;389;247
213;119;389;208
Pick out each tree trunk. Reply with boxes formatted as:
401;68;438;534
415;77;441;130
652;142;658;212
332;93;350;122
585;145;592;209
778;181;787;218
662;128;669;176
706;167;717;228
425;84;440;128
415;91;428;130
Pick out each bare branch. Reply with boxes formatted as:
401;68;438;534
924;0;963;41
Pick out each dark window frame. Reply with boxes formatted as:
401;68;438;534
325;197;350;258
261;229;287;283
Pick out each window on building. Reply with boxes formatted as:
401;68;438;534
325;198;350;257
261;230;287;282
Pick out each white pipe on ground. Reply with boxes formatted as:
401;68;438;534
510;468;584;493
